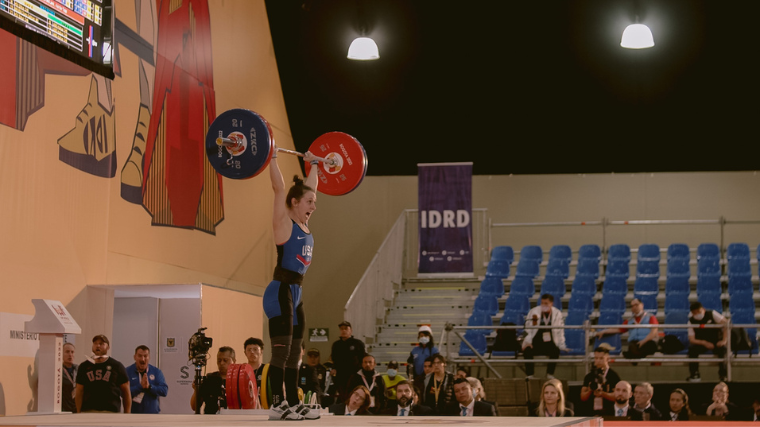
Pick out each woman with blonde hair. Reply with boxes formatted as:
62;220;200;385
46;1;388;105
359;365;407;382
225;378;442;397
536;378;574;417
466;377;486;401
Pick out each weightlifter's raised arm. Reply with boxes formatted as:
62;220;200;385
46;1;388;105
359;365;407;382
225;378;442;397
303;151;319;193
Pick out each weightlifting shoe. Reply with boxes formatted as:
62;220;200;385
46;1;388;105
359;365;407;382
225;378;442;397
294;403;321;420
268;401;304;420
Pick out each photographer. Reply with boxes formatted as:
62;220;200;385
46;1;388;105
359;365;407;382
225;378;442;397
580;345;620;416
190;346;236;414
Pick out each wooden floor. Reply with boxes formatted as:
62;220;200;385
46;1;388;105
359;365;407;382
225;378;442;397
0;413;601;427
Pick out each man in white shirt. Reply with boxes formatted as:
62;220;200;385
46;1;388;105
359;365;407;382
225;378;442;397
522;294;568;379
449;378;496;416
608;381;632;418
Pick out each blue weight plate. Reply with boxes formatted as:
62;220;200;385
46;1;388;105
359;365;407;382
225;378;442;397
205;109;274;179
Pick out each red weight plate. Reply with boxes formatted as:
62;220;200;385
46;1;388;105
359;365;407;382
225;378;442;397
304;132;367;196
225;364;241;409
237;364;258;409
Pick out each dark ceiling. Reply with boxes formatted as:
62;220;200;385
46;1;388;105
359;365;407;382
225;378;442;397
265;0;759;176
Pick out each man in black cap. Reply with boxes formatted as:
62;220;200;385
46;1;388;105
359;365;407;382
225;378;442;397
330;321;365;401
75;335;131;413
299;347;325;404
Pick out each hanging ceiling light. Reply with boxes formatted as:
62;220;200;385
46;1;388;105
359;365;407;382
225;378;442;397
347;37;379;60
621;23;654;49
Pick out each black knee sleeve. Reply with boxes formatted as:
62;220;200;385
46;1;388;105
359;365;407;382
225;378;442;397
285;338;303;369
270;335;292;370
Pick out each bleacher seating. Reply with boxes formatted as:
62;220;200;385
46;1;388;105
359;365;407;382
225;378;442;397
638;244;661;262
728;260;752;278
500;310;525;335
698;293;722;313
486;259;510;279
664;311;690;354
579;244;601;261
491;245;514;264
568;293;593;317
545;259;570;279
634;292;658;315
595;312;623;355
520;245;543;263
698;258;720;275
549;245;572;263
509;276;534;298
637;260;660;277
504;295;530;317
667;243;690;260
634;276;659;294
664;293;690;314
540;275;566;302
665;276;690;296
728;275;753;297
459;330;488;357
729;295;755;315
480;276;505;298
599;294;625;315
608;244;632;262
468;311;493;335
731;310;759;355
571;275;596;296
473;294;499;316
564;311;589;355
606;260;630;278
667;258;690;279
697;243;720;261
727;243;750;261
603;276;628;296
697;274;721;296
515;260;540;278
577;258;600;278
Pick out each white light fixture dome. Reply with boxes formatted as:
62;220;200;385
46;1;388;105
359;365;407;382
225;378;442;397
347;37;379;60
621;24;654;49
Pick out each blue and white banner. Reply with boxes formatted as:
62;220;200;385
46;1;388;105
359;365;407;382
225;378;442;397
417;163;473;275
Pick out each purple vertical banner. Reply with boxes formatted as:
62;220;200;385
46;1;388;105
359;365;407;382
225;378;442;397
418;162;473;275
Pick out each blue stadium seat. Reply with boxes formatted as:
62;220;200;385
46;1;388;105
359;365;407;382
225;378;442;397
697;243;720;261
728;275;753;297
485;260;510;279
665;294;690;314
500;309;525;334
727;243;750;261
667;244;690;261
667;259;691;279
459;330;488;357
549;245;572;263
698;293;722;314
473;294;499;316
564;311;589;356
509;276;534;298
730;311;759;355
504;295;530;316
467;311;493;335
540;275;566;298
637;261;660;278
594;312;623;355
729;295;755;315
698;258;721;275
608;244;631;262
599;294;625;315
638;244;661;262
572;275;597;296
479;276;505;298
579;244;602;261
728;260;751;277
515;260;540;278
577;258;600;278
491;245;514;264
603;276;628;296
664;311;690;355
665;276;690;296
606;260;630;278
697;273;721;296
520;245;543;263
634;292;658;316
634;276;659;294
546;259;570;279
568;293;593;316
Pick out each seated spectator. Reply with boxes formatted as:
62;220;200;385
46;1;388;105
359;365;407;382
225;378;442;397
384;380;433;416
455;367;470;379
380;360;405;410
605;381;633;418
702;382;740;420
752;398;760;422
687;302;728;382
580;344;620;416
328;385;371;416
668;388;691;421
535;378;573;417
413;357;434;397
630;382;662;420
421;354;454;415
347;354;385;413
407;326;439;379
522;294;567;379
466;377;485;402
597;298;658;359
447;377;497;416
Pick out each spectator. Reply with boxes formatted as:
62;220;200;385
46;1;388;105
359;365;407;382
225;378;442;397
523;294;567;379
580;344;620;416
126;345;168;413
455;367;469;379
407;325;439;379
384;379;433;416
380;360;406;409
630;382;662;420
687;302;728;382
61;343;78;413
536;378;573;417
299;347;325;404
466;377;485;402
421;354;454;415
448;377;497;416
190;346;235;414
702;382;740;420
668;388;691;421
751;398;760;421
347;354;385;413
597;298;659;359
75;335;131;413
413;356;434;397
328;385;371;416
607;381;632;418
243;337;270;406
330;321;366;400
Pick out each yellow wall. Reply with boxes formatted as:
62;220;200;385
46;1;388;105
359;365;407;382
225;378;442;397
200;284;263;367
0;0;290;415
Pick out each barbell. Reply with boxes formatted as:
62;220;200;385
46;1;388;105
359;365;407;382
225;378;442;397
205;109;368;196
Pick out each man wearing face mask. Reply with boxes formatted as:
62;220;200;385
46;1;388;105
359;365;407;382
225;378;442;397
522;294;567;379
380;361;406;409
597;299;659;359
407;325;439;380
687;302;728;382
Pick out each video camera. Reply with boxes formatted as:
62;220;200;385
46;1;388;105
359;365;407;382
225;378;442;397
588;368;606;391
188;327;213;366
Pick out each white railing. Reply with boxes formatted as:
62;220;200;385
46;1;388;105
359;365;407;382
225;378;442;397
344;213;406;343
